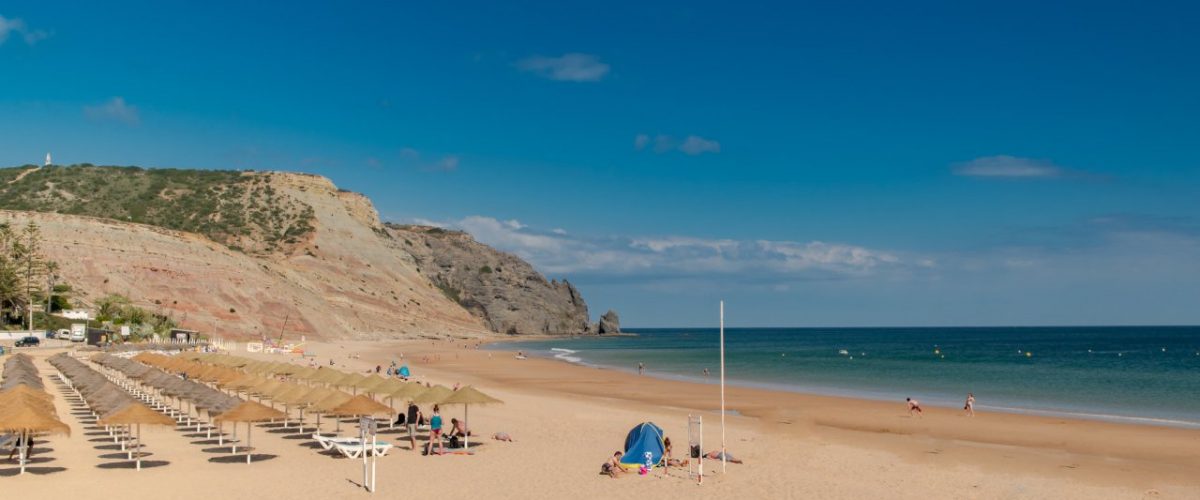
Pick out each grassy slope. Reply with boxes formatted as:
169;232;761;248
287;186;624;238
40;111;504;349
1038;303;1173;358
0;164;315;253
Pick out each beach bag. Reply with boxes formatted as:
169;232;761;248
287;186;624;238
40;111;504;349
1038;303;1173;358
448;435;461;448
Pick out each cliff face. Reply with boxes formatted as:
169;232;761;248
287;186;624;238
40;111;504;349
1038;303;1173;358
387;224;592;335
0;165;608;339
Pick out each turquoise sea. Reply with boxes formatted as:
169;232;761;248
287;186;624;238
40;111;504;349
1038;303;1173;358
487;326;1200;428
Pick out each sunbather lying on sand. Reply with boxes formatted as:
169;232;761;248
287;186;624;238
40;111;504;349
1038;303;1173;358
704;450;743;464
492;432;514;442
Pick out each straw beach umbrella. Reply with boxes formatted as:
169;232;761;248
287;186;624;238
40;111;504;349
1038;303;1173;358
439;386;503;450
411;385;453;405
214;401;286;463
98;403;176;470
308;390;354;434
0;405;70;474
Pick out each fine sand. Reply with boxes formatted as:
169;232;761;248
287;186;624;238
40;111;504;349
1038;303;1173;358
3;340;1198;499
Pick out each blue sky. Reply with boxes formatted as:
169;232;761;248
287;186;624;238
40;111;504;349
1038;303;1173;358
2;2;1198;326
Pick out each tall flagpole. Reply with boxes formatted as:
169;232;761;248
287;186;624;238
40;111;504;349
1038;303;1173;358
720;300;726;473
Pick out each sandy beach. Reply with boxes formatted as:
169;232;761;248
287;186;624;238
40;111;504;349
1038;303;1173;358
3;340;1198;499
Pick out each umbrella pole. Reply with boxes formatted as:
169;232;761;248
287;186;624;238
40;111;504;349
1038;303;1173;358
127;425;133;459
246;423;252;464
18;432;26;475
465;405;470;451
136;424;142;471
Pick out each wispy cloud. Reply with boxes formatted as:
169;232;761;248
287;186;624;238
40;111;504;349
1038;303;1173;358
953;155;1064;178
435;155;460;172
635;134;721;156
0;14;50;46
516;53;610;82
395;147;459;172
84;97;140;125
407;215;906;283
678;135;721;155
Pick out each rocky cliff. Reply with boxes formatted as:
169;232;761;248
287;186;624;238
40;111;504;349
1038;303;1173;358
0;164;612;339
386;224;592;335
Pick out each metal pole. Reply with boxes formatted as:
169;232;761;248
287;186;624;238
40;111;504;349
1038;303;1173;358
720;300;726;473
361;417;368;489
370;426;378;493
137;424;142;471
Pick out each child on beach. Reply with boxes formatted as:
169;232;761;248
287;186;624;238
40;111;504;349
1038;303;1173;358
600;451;625;478
906;397;923;416
964;393;975;417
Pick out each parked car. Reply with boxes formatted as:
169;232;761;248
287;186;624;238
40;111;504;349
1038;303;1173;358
15;336;40;347
46;330;57;339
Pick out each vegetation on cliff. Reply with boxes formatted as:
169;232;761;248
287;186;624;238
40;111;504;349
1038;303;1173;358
0;165;315;253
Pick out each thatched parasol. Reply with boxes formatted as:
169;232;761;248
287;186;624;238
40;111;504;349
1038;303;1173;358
98;403;176;471
439;386;503;450
411;385;453;405
214;401;286;463
0;405;70;474
326;395;394;417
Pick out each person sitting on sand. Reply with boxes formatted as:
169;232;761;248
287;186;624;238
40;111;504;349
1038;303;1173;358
704;450;742;464
449;418;470;438
907;397;923;416
492;432;514;442
662;437;689;467
600;451;625;478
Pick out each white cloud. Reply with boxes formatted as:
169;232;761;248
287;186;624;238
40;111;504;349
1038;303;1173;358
430;215;908;282
678;135;721;155
84;97;140;125
953;155;1062;178
635;134;721;156
516;53;610;82
0;15;50;46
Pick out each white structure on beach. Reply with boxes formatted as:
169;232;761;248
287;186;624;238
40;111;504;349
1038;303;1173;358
45;152;52;166
60;309;92;320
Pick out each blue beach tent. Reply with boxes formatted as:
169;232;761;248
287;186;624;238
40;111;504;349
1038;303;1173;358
620;422;666;469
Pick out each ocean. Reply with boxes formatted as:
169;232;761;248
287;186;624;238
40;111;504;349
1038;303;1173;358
486;326;1200;428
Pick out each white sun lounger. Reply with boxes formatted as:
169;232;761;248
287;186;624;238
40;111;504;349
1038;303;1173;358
332;440;393;459
312;434;391;453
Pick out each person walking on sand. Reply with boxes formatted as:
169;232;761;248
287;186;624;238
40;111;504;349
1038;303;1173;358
638;362;645;375
404;402;422;451
425;405;445;456
906;397;923;417
964;393;975;417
